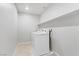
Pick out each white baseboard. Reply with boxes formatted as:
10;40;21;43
42;51;60;56
17;41;32;45
44;51;60;56
53;51;60;56
36;51;60;56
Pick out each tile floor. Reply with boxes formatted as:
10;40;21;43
15;42;32;56
15;42;57;56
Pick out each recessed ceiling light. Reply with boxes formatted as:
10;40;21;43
25;7;29;10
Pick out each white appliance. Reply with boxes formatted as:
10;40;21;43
32;29;50;56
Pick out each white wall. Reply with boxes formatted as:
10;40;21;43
39;11;79;55
39;3;79;56
18;13;40;42
0;4;17;55
39;9;79;28
40;3;79;23
51;26;79;56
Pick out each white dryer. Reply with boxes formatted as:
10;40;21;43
32;29;50;56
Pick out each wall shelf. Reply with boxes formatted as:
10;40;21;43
38;9;79;27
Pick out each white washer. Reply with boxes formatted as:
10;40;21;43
32;30;50;56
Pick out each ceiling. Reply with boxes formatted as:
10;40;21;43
15;3;51;15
